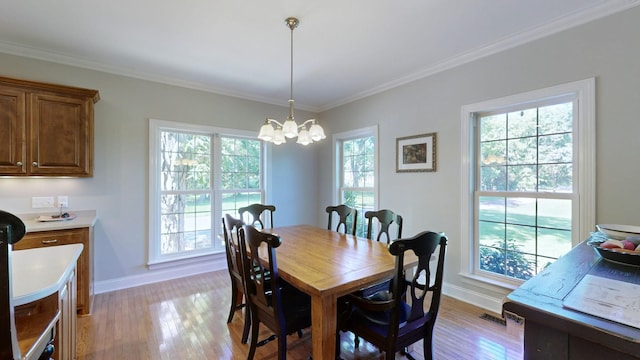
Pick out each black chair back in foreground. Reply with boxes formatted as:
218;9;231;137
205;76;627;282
238;225;312;360
339;231;448;360
222;214;251;344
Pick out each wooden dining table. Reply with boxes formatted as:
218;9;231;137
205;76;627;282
258;224;418;360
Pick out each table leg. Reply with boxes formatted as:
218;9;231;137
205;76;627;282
311;294;337;360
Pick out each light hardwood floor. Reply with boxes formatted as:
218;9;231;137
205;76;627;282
77;270;523;359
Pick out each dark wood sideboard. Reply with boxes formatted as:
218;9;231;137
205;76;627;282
503;240;640;360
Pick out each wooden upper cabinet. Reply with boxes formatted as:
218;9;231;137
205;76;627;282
0;76;99;177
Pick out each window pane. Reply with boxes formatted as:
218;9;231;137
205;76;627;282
507;108;537;138
479;196;505;222
507;137;537;165
539;102;572;135
507;165;537;191
539;133;572;164
480;114;506;141
538;227;571;258
506;198;536;226
539;164;573;192
479;221;505;248
538;199;572;230
480;165;506;191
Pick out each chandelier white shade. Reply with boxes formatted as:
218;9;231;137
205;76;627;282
257;17;326;146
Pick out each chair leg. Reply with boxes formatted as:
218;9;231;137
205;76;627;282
277;333;287;360
227;281;239;323
423;337;434;360
247;316;259;360
241;302;251;344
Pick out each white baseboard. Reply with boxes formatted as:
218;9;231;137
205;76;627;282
95;257;227;294
442;282;506;315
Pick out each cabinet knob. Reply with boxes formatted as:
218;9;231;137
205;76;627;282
17;162;23;167
32;161;38;167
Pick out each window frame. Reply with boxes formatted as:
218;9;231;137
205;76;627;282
460;79;595;290
148;119;266;267
332;125;379;237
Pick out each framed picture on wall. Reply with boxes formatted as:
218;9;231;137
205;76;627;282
396;132;437;172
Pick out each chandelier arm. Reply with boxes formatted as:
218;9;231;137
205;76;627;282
297;119;317;128
266;118;284;127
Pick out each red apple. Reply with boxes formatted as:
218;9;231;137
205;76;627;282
621;240;636;250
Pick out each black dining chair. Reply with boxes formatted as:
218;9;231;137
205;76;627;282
239;224;312;360
1;210;55;360
326;204;357;235
337;231;448;360
351;208;405;348
239;204;276;229
365;209;403;244
222;214;251;344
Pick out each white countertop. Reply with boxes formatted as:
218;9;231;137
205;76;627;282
11;243;83;306
18;209;97;232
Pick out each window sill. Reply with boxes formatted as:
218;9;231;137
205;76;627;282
458;271;522;293
147;250;224;270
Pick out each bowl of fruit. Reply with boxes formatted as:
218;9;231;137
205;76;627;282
588;227;640;266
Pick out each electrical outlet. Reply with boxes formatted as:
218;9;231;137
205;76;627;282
32;196;55;208
57;196;69;208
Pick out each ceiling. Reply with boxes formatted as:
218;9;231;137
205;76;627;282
0;1;636;112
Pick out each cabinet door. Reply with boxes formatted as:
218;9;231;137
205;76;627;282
29;93;92;176
0;86;27;174
56;269;77;360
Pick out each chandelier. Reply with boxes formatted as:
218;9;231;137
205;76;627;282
258;17;326;145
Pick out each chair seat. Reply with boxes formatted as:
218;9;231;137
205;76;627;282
357;278;392;298
351;291;410;328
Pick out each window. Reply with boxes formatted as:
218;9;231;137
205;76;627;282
334;126;378;238
461;79;595;288
149;119;265;266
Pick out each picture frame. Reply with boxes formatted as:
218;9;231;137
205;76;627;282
396;132;437;172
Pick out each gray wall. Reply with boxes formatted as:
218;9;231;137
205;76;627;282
318;7;640;309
